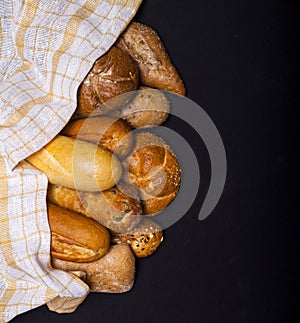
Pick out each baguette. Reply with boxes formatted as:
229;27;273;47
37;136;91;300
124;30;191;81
26;135;122;191
48;203;110;263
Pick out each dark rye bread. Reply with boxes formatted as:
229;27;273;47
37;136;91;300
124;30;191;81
112;217;163;258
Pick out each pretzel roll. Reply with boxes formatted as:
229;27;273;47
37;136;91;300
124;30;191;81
61;116;133;159
76;46;139;117
123;132;181;215
26;135;122;192
48;203;110;263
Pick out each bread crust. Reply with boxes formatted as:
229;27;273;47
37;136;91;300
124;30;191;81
116;22;185;95
112;217;163;258
61;116;133;159
26;135;122;192
52;244;135;293
115;86;170;128
123;132;181;215
48;203;110;262
47;182;143;233
76;46;139;117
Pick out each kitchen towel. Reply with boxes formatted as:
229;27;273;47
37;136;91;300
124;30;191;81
0;0;142;321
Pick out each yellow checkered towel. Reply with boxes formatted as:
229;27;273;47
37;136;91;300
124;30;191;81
0;0;142;321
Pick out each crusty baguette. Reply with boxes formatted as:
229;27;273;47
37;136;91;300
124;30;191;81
26;135;122;191
52;244;135;293
75;46;139;117
48;203;110;263
116;22;185;95
112;217;163;258
61;116;133;159
47;182;143;233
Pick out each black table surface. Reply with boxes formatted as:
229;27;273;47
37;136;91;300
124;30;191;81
13;1;299;322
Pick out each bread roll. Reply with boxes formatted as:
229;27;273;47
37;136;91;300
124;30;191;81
110;86;170;128
116;22;185;96
112;217;163;258
26;135;122;192
47;182;143;233
52;244;135;293
48;203;110;263
123;132;181;215
76;46;139;117
61;116;133;159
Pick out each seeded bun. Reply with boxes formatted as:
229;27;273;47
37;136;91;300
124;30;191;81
123;132;181;215
111;217;163;258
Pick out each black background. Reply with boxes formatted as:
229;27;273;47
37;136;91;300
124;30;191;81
13;1;299;322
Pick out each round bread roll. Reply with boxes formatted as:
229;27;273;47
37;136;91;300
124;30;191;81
76;46;139;117
52;243;135;293
123;132;181;215
61;116;133;159
47;182;143;233
116;22;186;96
112;217;163;258
112;86;170;128
26;135;122;192
48;203;110;263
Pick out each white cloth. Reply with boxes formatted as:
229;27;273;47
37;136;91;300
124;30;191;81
0;0;142;321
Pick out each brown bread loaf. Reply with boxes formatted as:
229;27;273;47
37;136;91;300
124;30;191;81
61;116;133;159
116;22;185;96
48;203;110;263
52;244;135;293
75;46;139;117
47;182;143;233
123;132;181;215
112;217;163;258
26;135;122;192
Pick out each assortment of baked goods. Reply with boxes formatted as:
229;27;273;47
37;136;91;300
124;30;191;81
26;21;185;294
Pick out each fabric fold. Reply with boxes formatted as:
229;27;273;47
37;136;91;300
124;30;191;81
0;0;142;322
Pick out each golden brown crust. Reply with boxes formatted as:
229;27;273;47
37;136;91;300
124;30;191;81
123;132;181;215
61;116;133;159
117;86;170;128
51;244;135;293
116;22;186;96
111;218;163;258
47;182;143;233
26;135;122;192
48;203;110;263
76;47;139;117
